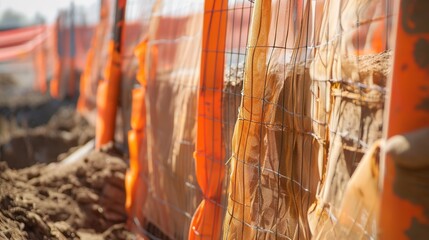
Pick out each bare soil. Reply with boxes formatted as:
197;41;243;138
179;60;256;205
0;150;134;240
0;90;135;239
0;106;95;169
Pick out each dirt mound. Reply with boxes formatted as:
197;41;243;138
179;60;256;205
0;107;95;169
0;150;134;240
0;73;16;87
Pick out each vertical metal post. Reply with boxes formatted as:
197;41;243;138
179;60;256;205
380;0;429;239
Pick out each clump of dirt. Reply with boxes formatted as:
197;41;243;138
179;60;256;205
0;150;135;240
0;73;16;87
0;107;95;169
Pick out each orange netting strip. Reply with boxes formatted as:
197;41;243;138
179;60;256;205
126;39;148;221
189;0;228;239
95;40;122;148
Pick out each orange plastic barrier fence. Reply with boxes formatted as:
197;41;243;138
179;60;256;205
95;41;123;148
50;7;94;99
50;18;62;99
0;25;50;94
126;39;148;223
77;0;112;113
77;45;94;112
95;0;127;149
189;0;228;239
120;0;396;239
0;26;45;48
127;2;203;238
34;39;48;93
379;0;429;239
0;26;47;59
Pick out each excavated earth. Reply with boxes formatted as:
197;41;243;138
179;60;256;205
0;86;135;239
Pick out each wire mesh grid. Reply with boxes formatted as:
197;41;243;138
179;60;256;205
221;0;393;239
126;0;395;239
220;0;254;238
130;1;205;239
78;0;116;110
119;0;152;150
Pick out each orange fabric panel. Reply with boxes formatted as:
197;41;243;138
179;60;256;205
78;23;108;111
95;41;122;148
139;5;202;237
126;129;146;218
95;0;127;148
77;0;111;113
134;39;148;86
34;43;47;93
379;0;429;239
50;20;63;99
126;40;149;237
371;22;387;53
50;55;61;99
0;45;31;61
0;26;48;62
95;81;111;144
353;19;388;55
126;87;147;225
77;47;94;113
189;0;228;239
73;25;95;71
130;87;146;131
50;77;60;98
0;25;45;48
189;199;224;239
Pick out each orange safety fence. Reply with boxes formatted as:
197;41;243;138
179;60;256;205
95;40;123;148
77;22;142;113
50;8;95;99
124;1;254;238
34;37;48;93
188;0;228;239
0;25;50;94
123;3;159;235
95;0;127;149
125;38;149;235
50;19;62;99
77;0;143;119
119;20;145;150
3;0;429;239
126;1;204;239
78;0;114;113
114;0;426;239
222;0;393;239
0;23;93;98
0;26;46;48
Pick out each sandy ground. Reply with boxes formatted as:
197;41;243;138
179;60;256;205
0;107;95;169
0;77;135;239
0;150;135;240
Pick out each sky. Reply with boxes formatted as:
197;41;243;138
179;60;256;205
0;0;248;25
0;0;97;23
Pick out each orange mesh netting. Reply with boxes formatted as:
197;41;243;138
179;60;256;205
127;1;204;239
123;0;397;239
222;0;393;239
0;25;50;95
188;0;228;239
95;0;127;148
78;0;115;112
